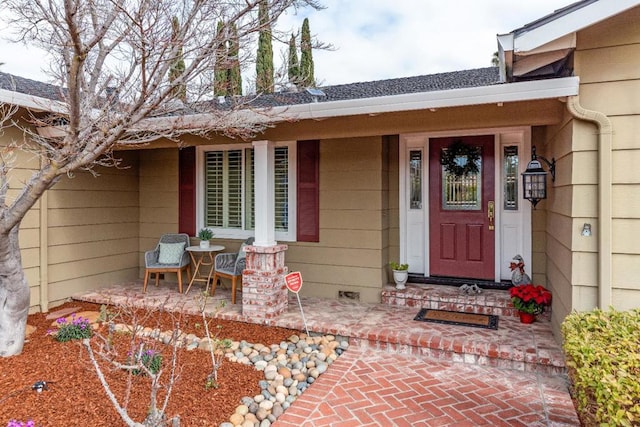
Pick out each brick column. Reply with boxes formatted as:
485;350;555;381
242;244;288;322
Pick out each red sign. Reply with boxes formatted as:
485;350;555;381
285;272;303;293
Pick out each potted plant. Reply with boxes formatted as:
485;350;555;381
509;284;552;323
389;262;409;290
197;228;213;248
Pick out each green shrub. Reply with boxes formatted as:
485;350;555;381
562;308;640;427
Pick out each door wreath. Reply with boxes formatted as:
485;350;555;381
440;139;480;176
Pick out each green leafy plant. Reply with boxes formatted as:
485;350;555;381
197;228;213;240
509;284;552;314
128;348;162;376
53;314;93;342
562;308;640;427
389;262;409;271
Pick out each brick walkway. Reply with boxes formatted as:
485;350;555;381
274;348;579;427
76;281;580;426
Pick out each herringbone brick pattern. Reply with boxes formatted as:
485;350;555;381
274;348;579;427
77;281;580;426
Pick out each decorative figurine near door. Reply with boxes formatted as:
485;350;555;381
509;255;532;286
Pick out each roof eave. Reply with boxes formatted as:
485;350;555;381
142;76;580;131
0;88;66;114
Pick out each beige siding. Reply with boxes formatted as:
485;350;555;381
138;148;181;280
45;151;140;306
2;116;141;311
540;4;640;334
287;136;390;302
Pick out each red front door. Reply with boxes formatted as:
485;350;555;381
429;136;495;280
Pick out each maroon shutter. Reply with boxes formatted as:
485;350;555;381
297;140;319;242
178;146;196;236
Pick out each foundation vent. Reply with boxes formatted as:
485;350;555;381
338;291;360;301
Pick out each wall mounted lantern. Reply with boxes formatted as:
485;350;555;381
522;146;555;208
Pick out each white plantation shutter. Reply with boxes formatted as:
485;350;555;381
274;147;288;231
245;148;255;230
226;150;242;228
202;144;291;235
204;150;242;229
204;151;223;227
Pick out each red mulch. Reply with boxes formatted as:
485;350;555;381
0;301;298;426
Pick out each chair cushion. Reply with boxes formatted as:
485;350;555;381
158;242;185;264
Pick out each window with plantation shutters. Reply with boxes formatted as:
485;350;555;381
274;146;289;231
197;142;296;241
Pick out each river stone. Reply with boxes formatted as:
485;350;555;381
259;400;274;411
256;408;268;421
255;360;268;371
229;413;244;425
272;403;284;418
235;405;249;416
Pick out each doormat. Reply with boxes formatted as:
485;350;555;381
414;308;499;330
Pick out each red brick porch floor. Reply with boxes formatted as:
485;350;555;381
75;281;580;426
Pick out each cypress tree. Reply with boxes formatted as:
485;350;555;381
287;33;300;86
168;16;187;102
214;21;229;96
228;23;242;95
255;0;274;93
300;18;314;87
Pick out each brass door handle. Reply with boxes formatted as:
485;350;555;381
488;201;495;230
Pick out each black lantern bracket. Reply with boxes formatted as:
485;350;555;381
531;146;556;182
522;146;556;208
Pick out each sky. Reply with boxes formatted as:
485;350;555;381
0;0;571;88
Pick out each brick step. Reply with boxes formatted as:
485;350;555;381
381;283;551;320
370;284;563;374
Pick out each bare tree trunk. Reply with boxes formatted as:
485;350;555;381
0;225;30;356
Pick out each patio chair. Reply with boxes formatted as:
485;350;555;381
211;237;254;304
143;233;191;293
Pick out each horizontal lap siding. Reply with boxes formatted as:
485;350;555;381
287;136;390;302
3;123;43;311
553;6;640;322
139;149;181;278
46;151;140;305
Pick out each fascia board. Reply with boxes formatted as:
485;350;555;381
140;77;579;131
0;88;65;113
514;0;640;52
286;76;579;118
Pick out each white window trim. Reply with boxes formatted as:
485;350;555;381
195;142;297;242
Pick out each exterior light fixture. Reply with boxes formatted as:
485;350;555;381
522;146;555;208
581;223;592;237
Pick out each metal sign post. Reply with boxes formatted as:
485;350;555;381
285;272;309;336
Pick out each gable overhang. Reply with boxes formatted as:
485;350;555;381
140;77;580;133
498;0;640;81
499;0;639;53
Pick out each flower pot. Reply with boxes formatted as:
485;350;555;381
199;240;210;249
518;311;536;324
392;270;408;290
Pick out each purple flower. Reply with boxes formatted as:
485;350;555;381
56;317;67;325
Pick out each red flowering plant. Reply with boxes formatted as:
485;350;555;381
509;284;552;314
